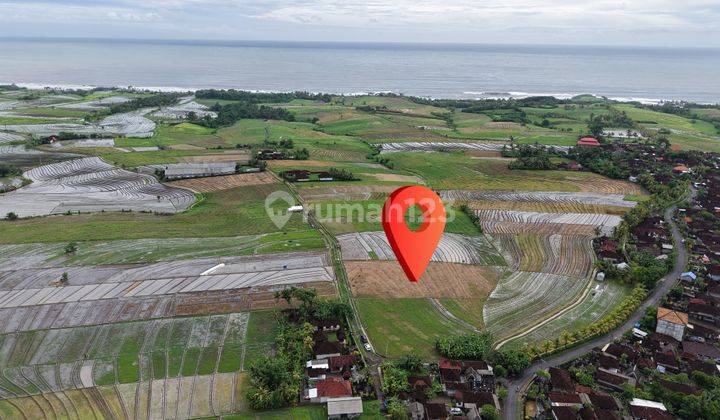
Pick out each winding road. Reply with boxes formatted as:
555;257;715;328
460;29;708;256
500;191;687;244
503;199;689;419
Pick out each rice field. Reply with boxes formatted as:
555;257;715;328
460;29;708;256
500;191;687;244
0;371;250;419
346;261;500;299
0;183;312;244
0;251;335;333
379;141;570;154
440;189;638;208
0;231;324;270
493;234;594;278
165;171;277;193
355;298;473;359
475;209;621;235
503;281;632;349
0;157;196;218
483;271;589;341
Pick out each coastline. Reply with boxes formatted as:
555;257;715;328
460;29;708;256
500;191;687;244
1;82;697;105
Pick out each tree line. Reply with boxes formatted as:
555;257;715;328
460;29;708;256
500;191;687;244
195;89;333;104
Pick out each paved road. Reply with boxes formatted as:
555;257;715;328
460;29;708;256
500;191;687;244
503;200;689;419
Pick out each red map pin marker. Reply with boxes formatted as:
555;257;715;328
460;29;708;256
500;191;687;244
381;186;446;282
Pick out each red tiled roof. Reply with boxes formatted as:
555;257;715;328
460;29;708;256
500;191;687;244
630;405;673;420
439;357;461;370
316;377;352;398
329;355;357;370
552;406;578;420
548;392;582;404
578;137;600;146
550;367;575;391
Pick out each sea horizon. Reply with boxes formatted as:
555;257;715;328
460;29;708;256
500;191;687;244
1;37;719;104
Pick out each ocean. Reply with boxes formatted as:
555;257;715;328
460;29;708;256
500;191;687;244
1;38;719;103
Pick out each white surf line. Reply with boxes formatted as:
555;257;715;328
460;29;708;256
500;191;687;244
200;263;225;276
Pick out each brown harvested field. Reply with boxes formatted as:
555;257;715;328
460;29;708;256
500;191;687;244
170;144;206;151
467;200;629;216
464;150;503;158
165;172;278;192
267;159;332;168
180;152;251;162
567;175;645;195
347;261;500;299
360;173;423;183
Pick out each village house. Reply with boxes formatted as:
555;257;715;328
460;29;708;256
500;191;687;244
682;340;720;362
306;376;353;403
577;136;600;147
327;396;363;419
655;307;688;341
672;164;690;174
548;392;583;408
424;402;449;420
629;399;672;420
688;299;720;325
313;339;342;359
595;368;635;390
162;162;237;180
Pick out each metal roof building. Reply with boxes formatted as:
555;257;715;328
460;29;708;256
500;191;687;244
163;162;236;180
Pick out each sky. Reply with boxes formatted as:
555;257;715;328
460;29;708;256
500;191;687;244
1;0;719;47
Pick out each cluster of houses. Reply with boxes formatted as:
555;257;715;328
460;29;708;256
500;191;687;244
526;271;720;420
390;358;501;419
281;169;335;182
631;216;674;257
299;317;367;418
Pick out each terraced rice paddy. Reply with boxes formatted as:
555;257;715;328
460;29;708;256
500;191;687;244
338;231;505;266
151;97;216;120
437;183;632;344
440;190;638;208
0;132;23;144
0;110;156;138
476;210;621;236
503;281;632;348
483;271;588;340
166;172;277;193
0;157;196;218
494;234;595;278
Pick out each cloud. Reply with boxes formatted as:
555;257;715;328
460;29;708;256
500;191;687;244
0;0;718;46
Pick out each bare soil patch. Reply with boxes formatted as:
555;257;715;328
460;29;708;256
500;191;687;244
347;261;499;299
